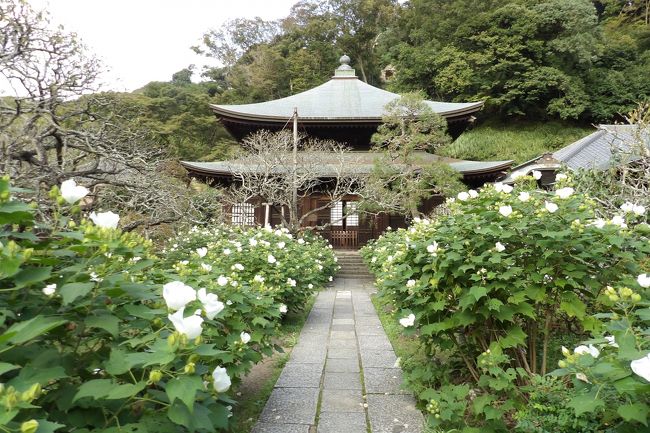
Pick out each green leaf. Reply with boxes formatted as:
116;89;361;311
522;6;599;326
469;286;487;301
617;403;648;425
35;419;65;433
85;314;120;337
60;282;95;305
5;316;67;345
560;292;586;319
0;255;23;278
0;362;20;375
13;267;52;288
636;308;650;321
125;304;164;320
166;376;203;412
73;379;114;402
568;392;604;416
106;381;147;400
498;326;526;349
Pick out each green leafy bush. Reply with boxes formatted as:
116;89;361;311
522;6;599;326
0;175;335;432
361;174;650;432
161;224;337;313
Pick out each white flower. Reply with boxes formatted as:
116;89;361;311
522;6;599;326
240;332;251;344
555;187;574;199
89;211;120;229
611;215;627;228
605;335;619;348
278;241;285;249
633;205;646;216
406;279;416;288
328;276;333;282
495;242;506;252
638;274;650;288
162;281;196;310
511;171;525;180
457;191;470;201
590;218;606;229
298;239;305;244
201;263;212;272
197;288;224;319
249;238;258;247
253;275;265;283
233;263;244;271
60;179;89;204
279;304;288;314
223;248;231;255
621;202;635;213
308;283;313;289
196;247;208;258
575;372;590;383
287;278;296;287
180;260;189;265
427;242;439;253
468;189;479;198
90;272;103;282
217;275;228;287
168;308;203;339
399;313;415;328
371;256;377;263
267;254;276;264
532;170;542;180
631;354;650;382
494;182;513;193
574;344;600;358
226;300;233;306
556;173;567;180
42;283;56;297
499;205;513;217
212;366;231;393
317;264;323;270
518;192;530;202
544;201;558;213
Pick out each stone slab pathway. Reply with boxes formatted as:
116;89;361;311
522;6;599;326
252;278;424;433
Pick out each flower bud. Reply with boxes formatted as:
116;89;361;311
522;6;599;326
184;362;196;374
21;420;39;433
149;370;163;383
194;335;202;345
21;383;41;401
22;248;33;261
631;293;642;303
167;332;178;347
558;360;567;368
608;294;619;302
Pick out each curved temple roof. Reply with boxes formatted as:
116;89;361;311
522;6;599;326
211;56;483;123
181;152;512;178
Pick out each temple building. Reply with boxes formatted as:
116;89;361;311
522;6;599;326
182;56;512;248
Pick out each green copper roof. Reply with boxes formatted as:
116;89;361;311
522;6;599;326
181;152;512;178
211;56;483;123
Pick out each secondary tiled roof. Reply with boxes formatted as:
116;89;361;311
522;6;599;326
210;56;483;123
506;124;649;181
181;151;512;178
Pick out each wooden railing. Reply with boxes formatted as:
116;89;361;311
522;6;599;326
325;229;374;249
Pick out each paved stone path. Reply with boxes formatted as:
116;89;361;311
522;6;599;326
252;278;424;433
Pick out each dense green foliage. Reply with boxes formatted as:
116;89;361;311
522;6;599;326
361;175;650;431
439;120;592;164
191;0;650;126
0;176;335;432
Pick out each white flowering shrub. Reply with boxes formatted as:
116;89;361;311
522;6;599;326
162;225;337;312
361;175;650;431
0;176;331;432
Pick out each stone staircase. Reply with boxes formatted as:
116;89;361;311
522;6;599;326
335;250;374;280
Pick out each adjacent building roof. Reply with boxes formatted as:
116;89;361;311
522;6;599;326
505;124;650;182
210;55;484;124
181;152;512;178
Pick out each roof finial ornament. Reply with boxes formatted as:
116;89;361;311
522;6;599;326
335;54;355;77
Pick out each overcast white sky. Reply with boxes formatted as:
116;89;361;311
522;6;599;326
27;0;300;92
